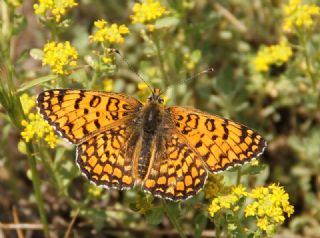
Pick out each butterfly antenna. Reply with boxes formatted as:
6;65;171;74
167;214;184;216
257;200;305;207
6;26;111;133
110;49;154;93
175;67;215;87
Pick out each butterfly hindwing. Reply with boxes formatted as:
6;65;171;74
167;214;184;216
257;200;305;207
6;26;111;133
167;106;267;172
76;121;136;189
37;89;142;144
143;128;208;200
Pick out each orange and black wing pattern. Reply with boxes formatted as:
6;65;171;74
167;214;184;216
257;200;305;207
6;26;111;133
166;106;266;173
76;122;136;190
37;89;142;144
142;128;208;200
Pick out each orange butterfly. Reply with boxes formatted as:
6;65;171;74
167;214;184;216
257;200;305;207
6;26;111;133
37;88;266;200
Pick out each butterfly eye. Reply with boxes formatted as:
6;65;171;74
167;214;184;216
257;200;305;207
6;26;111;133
158;98;164;104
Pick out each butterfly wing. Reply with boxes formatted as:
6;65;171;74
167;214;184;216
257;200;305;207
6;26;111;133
166;106;267;172
142;128;208;200
76;120;137;189
37;89;142;144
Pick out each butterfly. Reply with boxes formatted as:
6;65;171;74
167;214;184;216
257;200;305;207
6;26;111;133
37;88;266;201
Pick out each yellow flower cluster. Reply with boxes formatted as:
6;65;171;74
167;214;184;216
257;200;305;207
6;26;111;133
20;93;36;114
21;113;59;148
34;0;78;22
283;0;320;31
245;184;294;233
20;94;59;148
253;40;293;73
131;0;168;31
89;20;129;44
208;184;248;217
42;41;78;75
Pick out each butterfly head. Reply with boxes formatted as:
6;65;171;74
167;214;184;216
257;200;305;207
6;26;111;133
148;88;164;104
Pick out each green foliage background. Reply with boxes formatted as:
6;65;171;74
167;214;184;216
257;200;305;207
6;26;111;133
0;0;320;237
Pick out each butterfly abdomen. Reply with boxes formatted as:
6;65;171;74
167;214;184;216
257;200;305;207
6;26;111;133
134;103;164;180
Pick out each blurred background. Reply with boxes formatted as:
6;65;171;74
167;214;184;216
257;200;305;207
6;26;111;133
0;0;320;237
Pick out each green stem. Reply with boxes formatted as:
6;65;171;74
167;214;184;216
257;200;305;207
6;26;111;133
161;200;187;238
26;143;50;237
236;167;242;185
0;0;14;90
214;213;222;238
153;34;169;86
89;55;102;89
298;30;317;90
233;212;246;238
89;70;101;89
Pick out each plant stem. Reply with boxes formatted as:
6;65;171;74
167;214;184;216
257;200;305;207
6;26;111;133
161;200;187;238
153;34;169;86
90;70;100;89
298;30;317;90
236;167;242;185
26;143;50;237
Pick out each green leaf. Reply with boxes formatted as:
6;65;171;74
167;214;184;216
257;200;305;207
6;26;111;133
16;49;30;65
216;65;234;94
18;75;58;92
146;206;164;225
30;48;44;60
241;163;267;175
155;16;179;29
69;68;88;85
194;212;207;238
13;14;27;35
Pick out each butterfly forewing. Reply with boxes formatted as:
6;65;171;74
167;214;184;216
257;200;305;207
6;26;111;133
37;89;142;144
166;106;267;172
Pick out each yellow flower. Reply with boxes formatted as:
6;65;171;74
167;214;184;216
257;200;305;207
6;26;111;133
207;184;248;217
245;184;294;233
253;39;293;73
33;0;78;22
208;200;221;217
103;78;113;92
257;217;270;231
20;94;36;114
146;24;156;32
183;53;195;71
42;41;78;75
89;20;129;44
137;82;150;101
161;95;169;105
88;185;103;197
131;0;168;24
21;112;59;148
232;184;248;197
283;0;320;31
250;159;259;166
